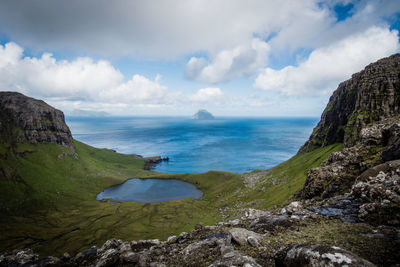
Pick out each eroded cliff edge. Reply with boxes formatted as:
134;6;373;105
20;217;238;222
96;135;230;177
0;91;74;148
299;53;400;153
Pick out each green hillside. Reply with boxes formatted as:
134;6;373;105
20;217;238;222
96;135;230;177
0;139;341;256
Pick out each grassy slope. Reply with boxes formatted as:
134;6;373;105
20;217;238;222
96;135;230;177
237;143;343;210
0;140;341;256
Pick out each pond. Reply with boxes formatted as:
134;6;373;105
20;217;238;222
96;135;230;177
96;178;203;203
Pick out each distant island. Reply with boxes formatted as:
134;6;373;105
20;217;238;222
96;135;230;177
192;109;214;119
70;109;110;117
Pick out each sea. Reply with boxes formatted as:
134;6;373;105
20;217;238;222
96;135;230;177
66;116;318;174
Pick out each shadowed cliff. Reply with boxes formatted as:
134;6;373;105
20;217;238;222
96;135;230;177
0;91;74;149
299;54;400;154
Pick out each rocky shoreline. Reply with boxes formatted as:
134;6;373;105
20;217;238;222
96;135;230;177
132;155;170;171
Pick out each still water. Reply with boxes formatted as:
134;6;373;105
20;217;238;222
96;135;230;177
96;178;203;203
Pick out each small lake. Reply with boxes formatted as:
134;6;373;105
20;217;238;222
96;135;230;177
96;178;203;203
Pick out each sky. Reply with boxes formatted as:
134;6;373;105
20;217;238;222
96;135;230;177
0;0;399;117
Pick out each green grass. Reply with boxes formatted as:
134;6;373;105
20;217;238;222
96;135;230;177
235;143;343;210
0;140;342;257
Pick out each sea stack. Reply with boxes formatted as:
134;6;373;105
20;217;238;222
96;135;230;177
192;109;214;120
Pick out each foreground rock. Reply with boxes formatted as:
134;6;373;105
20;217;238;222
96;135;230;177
299;117;400;200
351;160;400;225
3;205;396;266
275;244;376;267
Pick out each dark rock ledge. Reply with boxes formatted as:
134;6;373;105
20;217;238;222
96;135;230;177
134;155;169;170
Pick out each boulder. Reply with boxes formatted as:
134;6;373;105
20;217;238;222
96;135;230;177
228;228;262;246
275;244;376;267
350;160;400;225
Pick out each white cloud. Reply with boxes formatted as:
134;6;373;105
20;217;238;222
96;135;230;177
0;0;345;59
1;1;400;116
189;87;226;103
254;26;400;95
0;42;179;106
100;74;175;104
185;38;270;83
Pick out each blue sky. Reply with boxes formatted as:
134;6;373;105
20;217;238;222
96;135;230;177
0;0;399;117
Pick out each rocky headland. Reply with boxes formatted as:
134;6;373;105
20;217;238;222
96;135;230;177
0;92;74;149
1;54;400;266
299;53;400;153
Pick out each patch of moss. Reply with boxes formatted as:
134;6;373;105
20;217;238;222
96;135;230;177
259;218;399;266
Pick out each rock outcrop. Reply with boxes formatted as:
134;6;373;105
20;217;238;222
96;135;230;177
297;54;400;206
350;160;400;226
299;53;400;153
2;207;391;267
0;92;74;148
298;115;399;201
275;244;376;267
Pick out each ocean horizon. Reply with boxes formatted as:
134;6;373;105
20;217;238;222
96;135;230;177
66;116;319;174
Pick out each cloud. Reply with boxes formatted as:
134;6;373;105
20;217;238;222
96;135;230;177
99;74;178;104
185;38;270;83
0;42;176;104
189;87;226;103
254;26;400;95
0;0;360;59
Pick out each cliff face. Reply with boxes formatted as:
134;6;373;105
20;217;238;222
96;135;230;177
0;92;74;148
299;53;400;153
297;53;400;204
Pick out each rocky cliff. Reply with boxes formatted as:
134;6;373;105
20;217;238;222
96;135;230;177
299;54;400;153
0;92;74;148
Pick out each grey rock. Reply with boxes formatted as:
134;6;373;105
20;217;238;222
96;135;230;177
299;53;400;153
119;241;132;254
0;91;74;148
97;238;122;253
382;122;400;161
166;235;177;243
298;117;400;199
247;236;259;247
350;160;400;225
229;228;262;246
242;208;270;220
120;251;139;263
249;215;295;234
275;244;376;267
210;252;262;267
